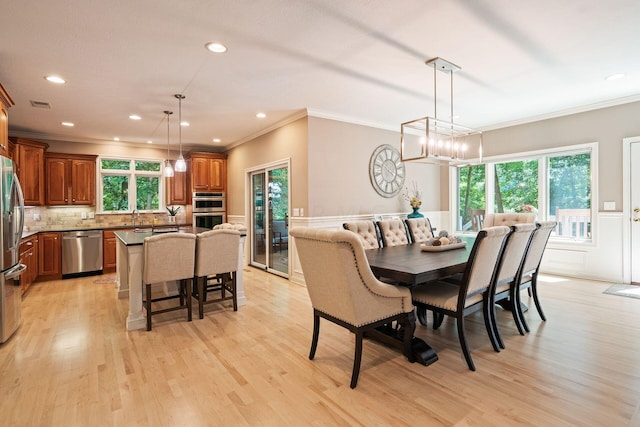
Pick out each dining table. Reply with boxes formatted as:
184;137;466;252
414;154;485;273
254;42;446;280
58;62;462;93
114;226;247;331
364;236;475;365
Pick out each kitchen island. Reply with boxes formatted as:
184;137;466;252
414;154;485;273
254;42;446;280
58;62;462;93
115;227;247;331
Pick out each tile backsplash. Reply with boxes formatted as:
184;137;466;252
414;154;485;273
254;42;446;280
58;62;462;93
23;206;189;232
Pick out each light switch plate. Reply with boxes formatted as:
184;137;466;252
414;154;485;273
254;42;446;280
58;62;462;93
293;208;300;217
89;212;95;219
81;212;87;219
603;201;616;211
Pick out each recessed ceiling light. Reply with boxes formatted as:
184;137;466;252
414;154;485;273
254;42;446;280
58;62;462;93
606;73;625;81
61;122;74;127
256;112;266;119
45;75;66;84
205;42;228;53
147;140;153;144
213;138;221;143
180;121;190;127
114;137;120;141
129;115;142;120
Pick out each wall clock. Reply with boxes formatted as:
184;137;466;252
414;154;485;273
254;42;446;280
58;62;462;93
369;144;405;198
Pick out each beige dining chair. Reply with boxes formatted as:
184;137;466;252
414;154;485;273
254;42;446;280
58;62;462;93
514;221;557;332
342;220;380;249
290;227;415;389
194;229;241;319
376;219;409;247
491;223;537;344
411;225;511;371
142;233;196;331
404;217;434;243
470;209;485;232
483;213;535;227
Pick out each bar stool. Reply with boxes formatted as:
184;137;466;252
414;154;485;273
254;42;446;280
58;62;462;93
194;229;241;319
143;233;196;331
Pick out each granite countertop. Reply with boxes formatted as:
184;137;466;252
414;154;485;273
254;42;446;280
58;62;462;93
21;223;192;239
114;226;210;246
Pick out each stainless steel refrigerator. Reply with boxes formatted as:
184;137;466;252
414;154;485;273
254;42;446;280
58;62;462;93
0;155;26;344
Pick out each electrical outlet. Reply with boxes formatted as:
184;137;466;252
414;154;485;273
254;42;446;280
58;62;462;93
89;212;95;219
603;201;616;211
34;213;41;221
81;212;87;219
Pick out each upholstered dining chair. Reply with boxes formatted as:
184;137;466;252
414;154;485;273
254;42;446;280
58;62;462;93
411;226;511;371
376;218;410;247
470;209;486;232
290;227;415;389
405;217;434;243
483;213;535;227
342;220;380;249
491;223;537;344
142;233;196;331
514;221;557;332
194;229;241;319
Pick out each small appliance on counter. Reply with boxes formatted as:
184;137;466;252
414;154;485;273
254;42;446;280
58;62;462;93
0;155;27;344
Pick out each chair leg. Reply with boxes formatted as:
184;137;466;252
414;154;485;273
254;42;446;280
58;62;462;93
351;331;364;389
484;299;501;352
415;305;428;326
510;286;527;336
456;316;475;371
146;284;152;331
198;276;205;320
231;273;238;311
516;286;531;333
530;275;546;321
309;312;320;360
433;311;445;330
186;279;192;322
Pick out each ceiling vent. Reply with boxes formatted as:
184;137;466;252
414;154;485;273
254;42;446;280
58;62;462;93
30;100;51;109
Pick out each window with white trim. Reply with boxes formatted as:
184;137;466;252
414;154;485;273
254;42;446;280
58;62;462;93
99;158;165;213
454;144;595;241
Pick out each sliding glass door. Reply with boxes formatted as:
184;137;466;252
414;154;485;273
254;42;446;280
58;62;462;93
250;163;289;276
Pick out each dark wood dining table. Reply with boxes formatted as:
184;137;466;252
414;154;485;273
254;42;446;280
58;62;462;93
365;237;474;287
363;237;475;366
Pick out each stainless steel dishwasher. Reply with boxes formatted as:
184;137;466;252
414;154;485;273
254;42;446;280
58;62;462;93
62;230;103;278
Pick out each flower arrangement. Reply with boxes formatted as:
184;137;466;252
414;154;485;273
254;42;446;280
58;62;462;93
515;204;538;214
403;181;422;209
166;205;181;216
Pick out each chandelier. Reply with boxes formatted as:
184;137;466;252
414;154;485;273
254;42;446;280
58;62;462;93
400;57;483;166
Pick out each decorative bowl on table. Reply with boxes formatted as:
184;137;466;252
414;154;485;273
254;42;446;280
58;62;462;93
420;231;467;252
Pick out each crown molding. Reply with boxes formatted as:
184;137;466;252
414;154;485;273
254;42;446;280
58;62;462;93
225;109;310;150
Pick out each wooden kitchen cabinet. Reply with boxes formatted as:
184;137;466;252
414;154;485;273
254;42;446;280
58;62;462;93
166;171;188;205
19;234;39;295
39;232;62;280
103;228;133;273
45;153;97;206
187;152;227;193
0;83;13;158
11;138;48;206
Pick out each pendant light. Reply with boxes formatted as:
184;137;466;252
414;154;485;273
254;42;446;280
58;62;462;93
174;94;187;172
164;110;174;177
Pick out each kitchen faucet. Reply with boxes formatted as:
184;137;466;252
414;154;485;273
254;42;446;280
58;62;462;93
131;209;138;227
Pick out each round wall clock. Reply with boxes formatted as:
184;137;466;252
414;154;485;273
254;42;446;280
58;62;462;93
369;144;405;198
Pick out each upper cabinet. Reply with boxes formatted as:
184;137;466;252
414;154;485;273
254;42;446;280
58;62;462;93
0;83;14;159
10;138;48;206
45;153;97;206
166;171;188;205
187;152;227;193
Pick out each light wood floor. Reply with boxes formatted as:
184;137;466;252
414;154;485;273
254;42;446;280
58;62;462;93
1;269;639;426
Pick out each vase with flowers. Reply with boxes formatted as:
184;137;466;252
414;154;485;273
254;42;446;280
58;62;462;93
404;181;424;219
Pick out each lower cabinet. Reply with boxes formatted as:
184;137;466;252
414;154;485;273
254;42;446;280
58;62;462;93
19;235;39;295
103;229;132;273
39;232;62;280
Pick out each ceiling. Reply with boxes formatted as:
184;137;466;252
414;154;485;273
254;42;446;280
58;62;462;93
2;0;640;152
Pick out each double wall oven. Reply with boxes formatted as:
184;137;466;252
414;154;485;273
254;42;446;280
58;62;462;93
192;192;226;229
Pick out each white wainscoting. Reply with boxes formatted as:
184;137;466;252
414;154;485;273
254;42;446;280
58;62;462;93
541;212;624;283
238;211;625;287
